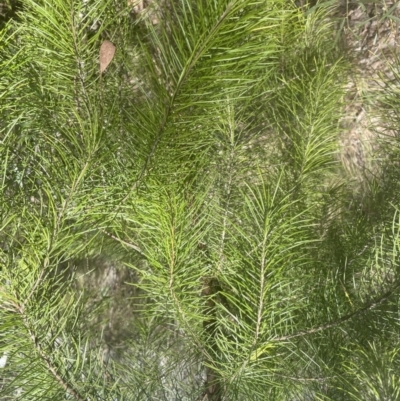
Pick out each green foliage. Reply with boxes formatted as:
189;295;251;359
1;0;400;400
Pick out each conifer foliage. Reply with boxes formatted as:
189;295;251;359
1;0;400;400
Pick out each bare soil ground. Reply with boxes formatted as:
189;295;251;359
336;0;400;179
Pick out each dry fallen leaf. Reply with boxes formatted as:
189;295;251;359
99;40;116;74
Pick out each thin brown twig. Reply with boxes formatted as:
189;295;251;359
273;281;400;342
15;304;86;401
274;372;335;382
101;229;144;255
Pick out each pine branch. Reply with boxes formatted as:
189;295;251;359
114;1;235;211
3;0;400;399
13;302;86;401
275;281;400;342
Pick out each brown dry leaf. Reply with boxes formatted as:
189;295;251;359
99;40;116;74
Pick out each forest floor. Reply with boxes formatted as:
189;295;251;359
334;0;400;179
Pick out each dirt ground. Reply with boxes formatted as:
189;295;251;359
335;0;400;178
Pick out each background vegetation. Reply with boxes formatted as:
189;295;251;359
1;0;400;400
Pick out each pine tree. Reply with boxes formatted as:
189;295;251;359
1;0;400;400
